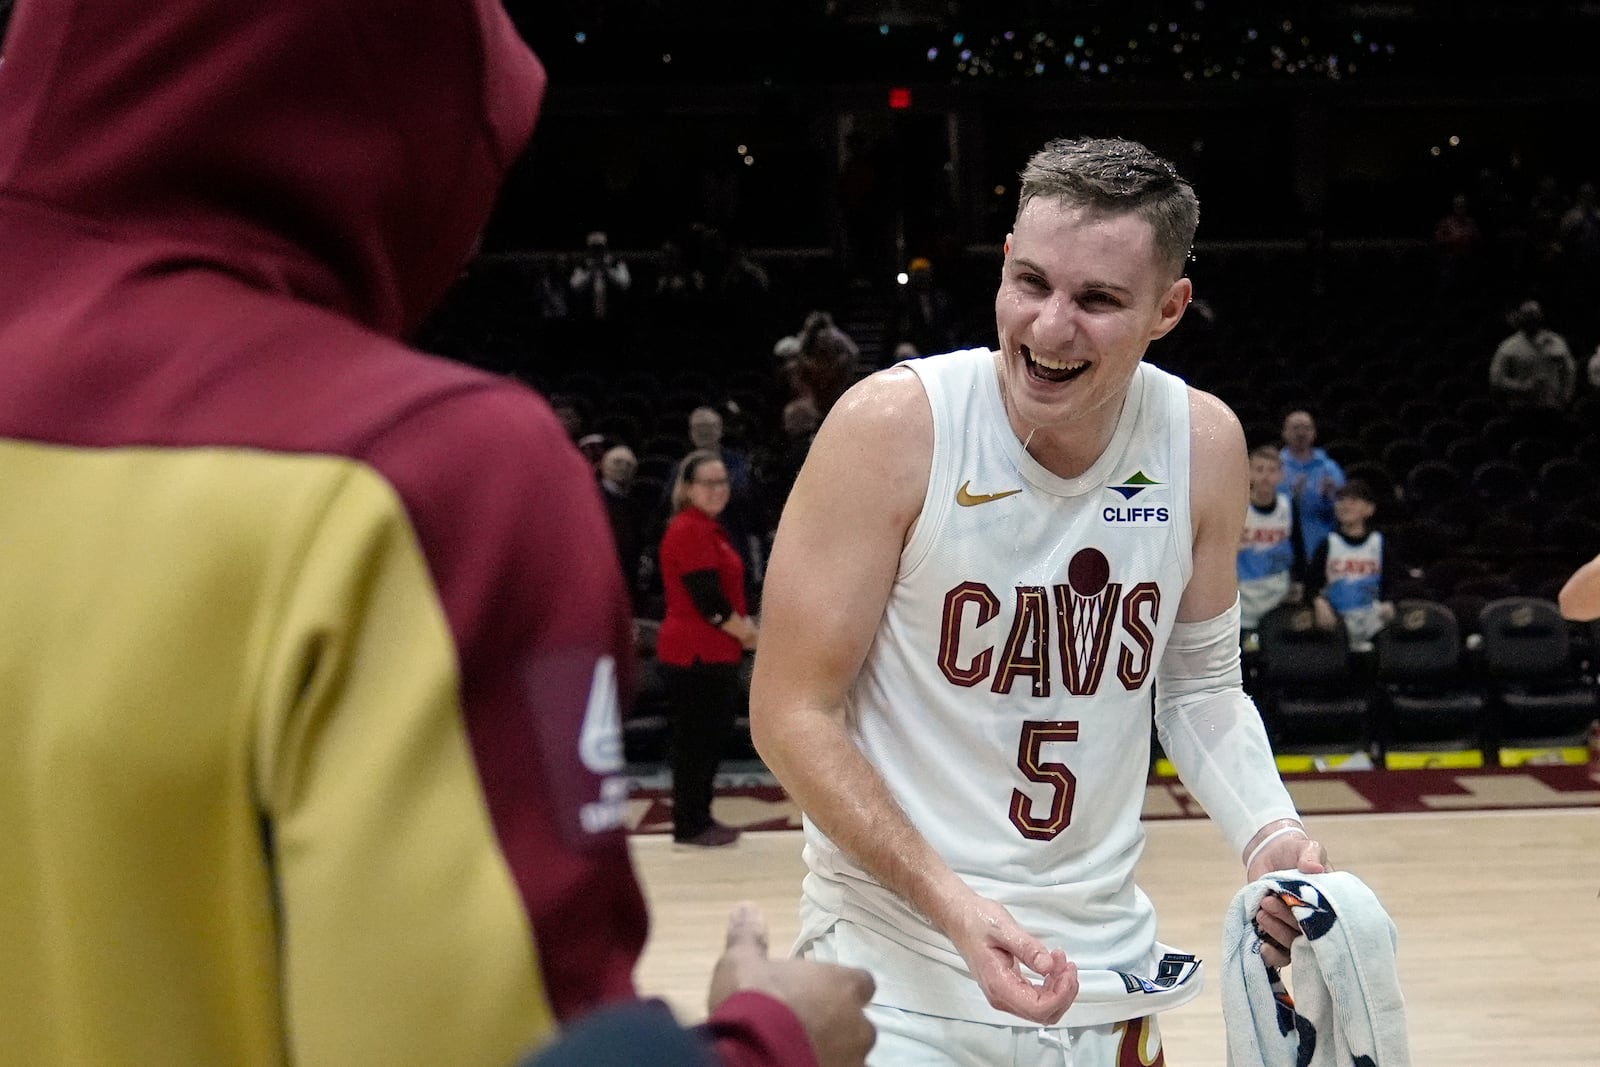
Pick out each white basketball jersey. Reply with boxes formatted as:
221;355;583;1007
799;348;1202;1027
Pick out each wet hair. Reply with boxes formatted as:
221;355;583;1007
1015;137;1199;278
670;449;724;513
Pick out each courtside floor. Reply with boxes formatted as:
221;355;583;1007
632;808;1600;1066
623;759;1600;836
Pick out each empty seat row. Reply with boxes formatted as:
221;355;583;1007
1246;597;1598;761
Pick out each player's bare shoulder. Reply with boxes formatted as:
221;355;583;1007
799;366;934;523
823;365;933;442
1185;385;1247;459
1183;384;1249;527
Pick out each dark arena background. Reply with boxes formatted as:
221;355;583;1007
437;1;1600;445
415;0;1600;776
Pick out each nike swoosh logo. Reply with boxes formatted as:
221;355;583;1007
956;480;1023;507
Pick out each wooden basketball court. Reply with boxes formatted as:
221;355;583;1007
632;808;1600;1065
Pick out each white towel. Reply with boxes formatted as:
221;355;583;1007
1221;871;1410;1067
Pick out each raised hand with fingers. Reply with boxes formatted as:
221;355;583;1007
708;903;877;1067
1244;823;1333;969
942;894;1079;1025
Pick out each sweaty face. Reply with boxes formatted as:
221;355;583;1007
994;199;1188;459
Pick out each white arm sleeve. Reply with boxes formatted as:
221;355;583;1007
1154;598;1301;855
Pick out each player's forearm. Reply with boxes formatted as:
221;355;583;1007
753;704;970;929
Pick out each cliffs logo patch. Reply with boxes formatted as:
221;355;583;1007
1108;471;1160;500
1102;470;1170;527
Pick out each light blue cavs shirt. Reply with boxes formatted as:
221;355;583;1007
1238;493;1297;630
798;348;1204;1027
1318;528;1387;650
1319;530;1384;616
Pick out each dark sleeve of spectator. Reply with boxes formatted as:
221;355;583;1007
1379;530;1396;600
1288;500;1308;584
682;568;734;624
1305;539;1330;598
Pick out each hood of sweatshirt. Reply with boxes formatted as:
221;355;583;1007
0;0;545;337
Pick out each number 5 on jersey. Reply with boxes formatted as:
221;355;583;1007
1009;720;1079;840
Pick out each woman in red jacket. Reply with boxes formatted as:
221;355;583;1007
657;449;760;846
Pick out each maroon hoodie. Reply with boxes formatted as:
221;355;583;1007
0;1;812;1064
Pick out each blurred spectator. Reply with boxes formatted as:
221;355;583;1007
783;311;871;418
1559;182;1600;264
1238;444;1305;636
770;333;804;398
657;451;759;848
1528;175;1567;249
755;397;822;530
569;230;632;322
1307;481;1396;654
577;432;609;467
535;255;571;321
652;239;706;320
1278;409;1345;562
1489;299;1576;411
600;445;649;612
714;238;771;304
662;407;765;603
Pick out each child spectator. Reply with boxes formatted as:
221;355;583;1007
1238;444;1305;636
1307;480;1396;653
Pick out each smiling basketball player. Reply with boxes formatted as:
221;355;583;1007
751;137;1334;1067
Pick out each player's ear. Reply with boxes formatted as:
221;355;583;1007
1149;277;1191;340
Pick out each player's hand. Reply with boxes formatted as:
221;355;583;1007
1248;836;1332;969
708;903;876;1067
944;894;1078;1024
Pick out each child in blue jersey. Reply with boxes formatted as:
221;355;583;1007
1238;444;1305;636
1307;480;1394;652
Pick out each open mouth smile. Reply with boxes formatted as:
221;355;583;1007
1022;345;1089;384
